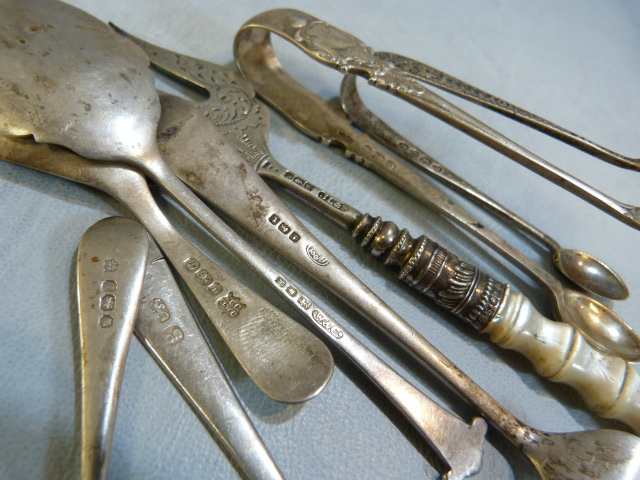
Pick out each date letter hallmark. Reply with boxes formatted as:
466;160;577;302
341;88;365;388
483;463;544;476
268;214;301;243
99;315;113;328
162;325;184;346
217;292;246;317
312;310;344;339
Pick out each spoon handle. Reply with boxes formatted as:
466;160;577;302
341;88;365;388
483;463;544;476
353;212;640;432
487;289;640;434
135;239;285;480
77;217;149;480
118;177;333;405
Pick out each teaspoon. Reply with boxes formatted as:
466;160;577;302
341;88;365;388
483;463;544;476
77;217;149;480
136;235;286;480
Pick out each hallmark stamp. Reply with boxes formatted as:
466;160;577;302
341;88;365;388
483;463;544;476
195;269;213;286
99;314;113;328
183;257;200;272
312;309;343;339
306;245;330;266
148;298;170;323
217;292;246;317
208;282;223;295
100;294;115;312
268;213;301;243
284;171;315;191
318;191;348;212
101;280;117;293
162;325;184;346
298;296;312;310
103;258;119;272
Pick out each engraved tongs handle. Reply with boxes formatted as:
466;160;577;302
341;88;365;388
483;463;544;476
366;62;640;230
235;9;640;230
376;51;640;171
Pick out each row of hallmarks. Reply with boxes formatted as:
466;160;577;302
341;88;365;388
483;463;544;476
183;256;247;318
97;258;119;328
274;275;344;339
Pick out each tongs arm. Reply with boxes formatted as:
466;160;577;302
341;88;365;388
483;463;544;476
376;51;640;171
235;9;640;231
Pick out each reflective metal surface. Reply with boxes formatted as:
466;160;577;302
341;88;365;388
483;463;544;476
77;217;149;480
136;238;285;480
376;51;640;172
0;0;334;403
340;74;630;302
233;8;640;362
2;2;639;479
0;136;334;404
9;136;640;479
233;8;640;231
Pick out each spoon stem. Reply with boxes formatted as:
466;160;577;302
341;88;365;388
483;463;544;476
77;217;149;480
136;240;285;480
109;163;334;404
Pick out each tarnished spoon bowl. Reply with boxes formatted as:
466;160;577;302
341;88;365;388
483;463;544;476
557;289;640;362
556;249;629;301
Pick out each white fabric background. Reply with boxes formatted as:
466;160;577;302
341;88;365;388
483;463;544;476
1;1;639;479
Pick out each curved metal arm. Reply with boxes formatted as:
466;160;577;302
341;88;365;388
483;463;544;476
234;8;640;230
376;51;640;171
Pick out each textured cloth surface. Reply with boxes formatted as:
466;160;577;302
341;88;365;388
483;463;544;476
1;1;639;479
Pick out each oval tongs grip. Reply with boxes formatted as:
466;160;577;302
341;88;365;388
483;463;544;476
353;212;640;432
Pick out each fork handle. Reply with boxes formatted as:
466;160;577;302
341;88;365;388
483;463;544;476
353;213;640;432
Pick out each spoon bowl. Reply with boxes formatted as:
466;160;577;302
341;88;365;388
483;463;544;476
0;0;334;404
340;73;631;302
556;289;640;362
557;249;630;301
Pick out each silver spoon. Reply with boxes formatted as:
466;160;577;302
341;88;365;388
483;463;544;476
0;134;489;480
0;0;334;403
6;136;640;480
77;217;149;480
4;135;334;404
340;74;630;301
233;8;640;362
6;98;640;474
136;235;285;480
